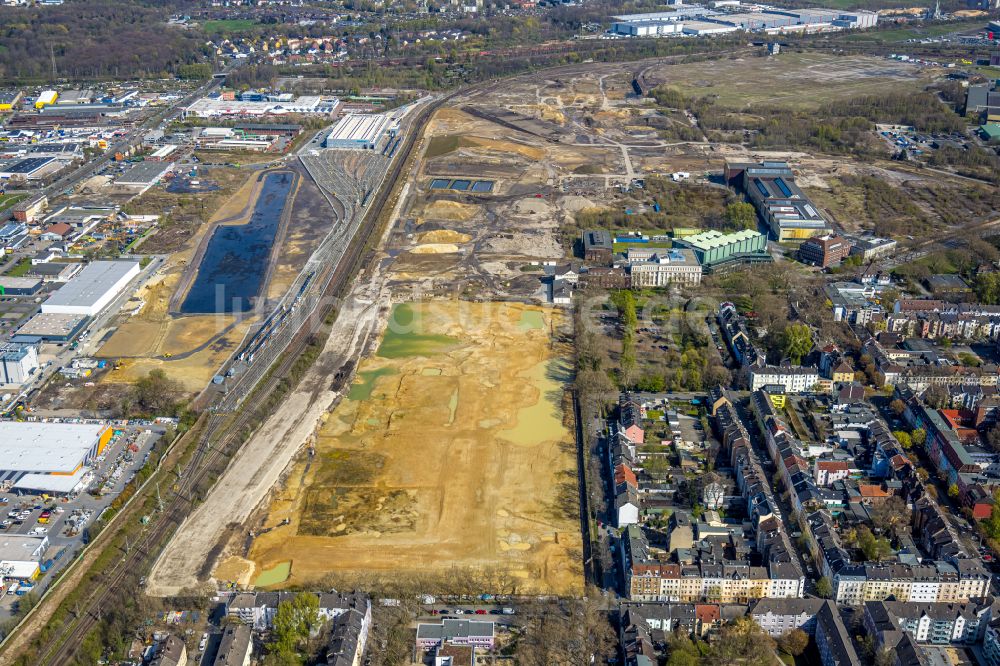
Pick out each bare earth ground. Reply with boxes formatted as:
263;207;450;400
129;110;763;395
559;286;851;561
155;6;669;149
147;174;411;598
248;301;582;595
146;281;387;597
640;51;931;109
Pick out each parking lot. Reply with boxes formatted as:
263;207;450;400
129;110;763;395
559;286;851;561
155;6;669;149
0;425;163;618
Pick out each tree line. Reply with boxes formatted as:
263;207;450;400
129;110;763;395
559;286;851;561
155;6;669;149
0;0;208;84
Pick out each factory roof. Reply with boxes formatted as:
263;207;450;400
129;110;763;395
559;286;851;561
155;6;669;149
2;157;55;175
683;20;739;31
57;89;94;104
326;113;392;143
43;260;138;310
0;276;42;290
613;7;713;20
681;229;763;250
0;535;46;563
981;123;1000;141
232;122;302;132
29;143;82;155
0;422;106;473
149;144;178;159
115;160;172;186
13;311;86;339
13;467;89;494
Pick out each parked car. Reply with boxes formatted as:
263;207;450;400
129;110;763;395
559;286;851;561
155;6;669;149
475;610;487;615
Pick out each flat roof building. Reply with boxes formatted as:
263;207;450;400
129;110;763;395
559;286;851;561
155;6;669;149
324;113;394;149
56;89;94;105
850;237;897;262
27;262;83;283
799;234;852;268
0;535;48;580
42;260;140;317
12;312;88;343
682;20;739;35
0;422;112;495
0;90;22;111
34;90;57;109
114;161;173;191
148;144;179;162
185;95;338;118
583;229;613;262
0;277;42;296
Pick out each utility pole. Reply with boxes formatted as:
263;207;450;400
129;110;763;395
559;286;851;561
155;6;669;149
50;43;57;81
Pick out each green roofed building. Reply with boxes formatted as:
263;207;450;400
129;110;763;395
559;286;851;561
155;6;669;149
675;229;770;273
981;124;1000;142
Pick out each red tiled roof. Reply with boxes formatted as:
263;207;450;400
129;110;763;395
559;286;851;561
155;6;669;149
614;464;638;488
890;454;912;471
44;222;71;237
817;461;849;471
695;604;721;624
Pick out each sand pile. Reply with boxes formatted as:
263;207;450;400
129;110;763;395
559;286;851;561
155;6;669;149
416;229;472;244
410;243;461;254
422;200;478;222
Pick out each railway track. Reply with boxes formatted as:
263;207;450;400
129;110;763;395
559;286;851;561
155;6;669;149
28;90;454;666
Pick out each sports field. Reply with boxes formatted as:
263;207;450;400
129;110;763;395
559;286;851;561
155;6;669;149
247;300;583;595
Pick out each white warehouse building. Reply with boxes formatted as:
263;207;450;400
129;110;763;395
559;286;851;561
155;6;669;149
324;113;395;149
41;260;140;317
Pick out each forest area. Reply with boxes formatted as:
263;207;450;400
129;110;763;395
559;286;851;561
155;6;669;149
0;0;208;82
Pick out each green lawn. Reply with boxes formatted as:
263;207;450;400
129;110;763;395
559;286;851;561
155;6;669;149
0;193;27;212
201;19;258;33
5;257;32;278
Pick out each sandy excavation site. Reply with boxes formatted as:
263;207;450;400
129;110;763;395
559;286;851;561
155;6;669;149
246;301;583;595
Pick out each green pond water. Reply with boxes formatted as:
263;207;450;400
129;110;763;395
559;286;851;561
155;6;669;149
255;560;291;587
502;357;572;446
518;310;545;330
376;303;459;358
347;367;398;401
